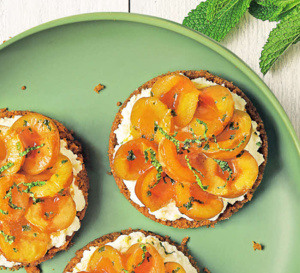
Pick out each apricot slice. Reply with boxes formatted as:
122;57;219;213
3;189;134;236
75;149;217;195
165;262;186;273
87;245;125;272
135;168;174;212
11;113;60;175
25;193;76;232
0;174;30;222
125;243;164;273
130;97;173;143
187;85;234;138
113;139;158;180
25;154;73;198
174;182;224;220
202;110;252;159
151;75;200;128
0;126;25;176
158;138;195;183
0;220;50;263
203;151;258;198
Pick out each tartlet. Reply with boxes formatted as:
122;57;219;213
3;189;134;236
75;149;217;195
109;70;268;228
0;109;89;273
63;228;200;273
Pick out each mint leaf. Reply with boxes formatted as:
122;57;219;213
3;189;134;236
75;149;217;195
260;5;300;74
183;0;251;42
249;0;300;22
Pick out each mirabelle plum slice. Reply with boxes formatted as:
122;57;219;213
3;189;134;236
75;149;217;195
11;113;60;175
87;245;125;272
0;126;25;175
165;262;186;273
202;110;252;159
25;154;73;198
0;174;30;222
125;243;164;273
158;138;196;183
25;193;76;232
113;139;158;180
0;220;50;263
187;85;234;138
135;168;174;212
130;97;173;143
203;151;258;198
151;75;200;128
174;182;224;220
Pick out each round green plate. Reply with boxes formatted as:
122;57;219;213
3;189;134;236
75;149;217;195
0;13;299;273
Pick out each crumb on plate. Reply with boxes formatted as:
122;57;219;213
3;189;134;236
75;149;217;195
252;241;263;251
117;101;122;106
203;267;211;273
94;83;105;93
21;85;27;90
106;171;113;175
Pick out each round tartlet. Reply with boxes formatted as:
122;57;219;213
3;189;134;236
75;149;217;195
0;108;89;273
109;70;268;229
63;228;200;273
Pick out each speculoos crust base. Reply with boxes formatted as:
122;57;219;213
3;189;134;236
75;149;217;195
108;70;268;229
63;228;200;273
0;108;89;273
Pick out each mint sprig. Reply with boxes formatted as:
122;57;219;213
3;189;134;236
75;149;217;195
183;0;300;74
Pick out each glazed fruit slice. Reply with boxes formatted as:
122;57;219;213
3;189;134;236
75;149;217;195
151;74;200;128
203;151;258;198
26;154;73;198
11;113;60;175
187;85;234;139
25;193;76;232
175;182;224;220
0;126;25;176
125;243;164;273
0;220;50;263
87;245;125;272
130;97;173;143
0;174;30;222
113;139;157;180
158;138;196;183
202;110;252;159
135;168;174;212
165;262;186;273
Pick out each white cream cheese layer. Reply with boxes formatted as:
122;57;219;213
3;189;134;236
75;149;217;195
113;76;265;222
68;231;197;273
0;116;86;266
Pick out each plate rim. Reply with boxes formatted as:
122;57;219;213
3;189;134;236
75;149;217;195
0;12;299;155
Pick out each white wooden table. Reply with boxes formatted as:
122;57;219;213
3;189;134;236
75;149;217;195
1;0;299;138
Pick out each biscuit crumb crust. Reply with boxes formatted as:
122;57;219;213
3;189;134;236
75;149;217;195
0;108;89;272
108;70;268;229
63;228;200;273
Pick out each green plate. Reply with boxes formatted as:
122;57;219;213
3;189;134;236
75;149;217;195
0;13;299;273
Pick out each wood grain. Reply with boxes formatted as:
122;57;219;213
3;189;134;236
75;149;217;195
0;0;299;138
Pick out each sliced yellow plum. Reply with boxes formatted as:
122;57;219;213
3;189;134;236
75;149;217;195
151;74;200;128
87;245;125;273
125;243;164;273
174;182;224;220
0;126;25;175
25;154;73;198
130;97;173;143
203;151;258;198
0;220;50;263
165;262;186;273
25;193;76;232
11;113;60;175
113;139;157;180
202;110;252;159
187;85;234;139
0;174;30;222
135;168;174;212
